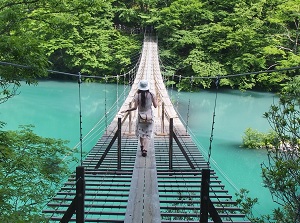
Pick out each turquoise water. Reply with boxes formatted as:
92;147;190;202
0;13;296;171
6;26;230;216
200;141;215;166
1;81;278;216
173;89;279;216
1;81;127;166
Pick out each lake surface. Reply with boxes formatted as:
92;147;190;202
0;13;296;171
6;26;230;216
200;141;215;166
0;80;278;216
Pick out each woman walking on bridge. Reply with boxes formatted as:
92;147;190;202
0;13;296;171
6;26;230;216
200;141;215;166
122;80;157;156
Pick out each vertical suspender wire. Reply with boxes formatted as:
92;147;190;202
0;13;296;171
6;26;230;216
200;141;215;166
78;72;83;166
208;76;220;166
176;75;182;111
123;73;126;102
117;75;119;112
186;76;193;134
105;76;108;135
133;67;136;83
132;68;135;84
129;69;133;85
165;70;170;95
170;72;175;98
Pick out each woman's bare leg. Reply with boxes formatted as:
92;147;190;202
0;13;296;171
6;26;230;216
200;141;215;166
140;137;147;150
140;137;149;157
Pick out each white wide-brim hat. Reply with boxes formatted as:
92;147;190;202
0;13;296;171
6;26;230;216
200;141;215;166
138;80;149;91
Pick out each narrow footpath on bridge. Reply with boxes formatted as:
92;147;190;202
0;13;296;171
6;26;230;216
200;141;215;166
43;36;251;223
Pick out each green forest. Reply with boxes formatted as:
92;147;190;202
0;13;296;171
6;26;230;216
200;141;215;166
1;0;300;96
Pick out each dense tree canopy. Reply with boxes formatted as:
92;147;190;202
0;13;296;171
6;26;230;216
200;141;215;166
1;0;300;97
154;0;300;90
0;0;141;103
0;124;74;222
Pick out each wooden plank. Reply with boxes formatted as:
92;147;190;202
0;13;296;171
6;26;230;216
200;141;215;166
143;139;161;223
124;138;161;223
124;146;146;223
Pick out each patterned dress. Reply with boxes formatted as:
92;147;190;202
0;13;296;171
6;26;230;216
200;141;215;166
135;91;155;139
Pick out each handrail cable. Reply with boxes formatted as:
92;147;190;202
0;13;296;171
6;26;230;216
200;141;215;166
209;183;235;223
64;104;117;171
44;175;78;219
174;117;252;220
173;92;242;193
14;51;132;167
84;139;118;218
0;61;138;80
74;84;130;163
187;126;240;193
61;84;129;166
45;104;123;218
160;133;200;220
173;124;202;170
171;149;200;220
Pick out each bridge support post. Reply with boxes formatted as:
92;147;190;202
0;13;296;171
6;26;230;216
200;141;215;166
200;169;210;223
117;117;121;170
95;118;122;170
129;102;132;134
200;168;223;223
76;166;85;223
168;117;195;170
169;118;173;171
161;102;165;134
61;166;85;223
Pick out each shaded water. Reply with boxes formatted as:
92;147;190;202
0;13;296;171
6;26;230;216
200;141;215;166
1;81;278;216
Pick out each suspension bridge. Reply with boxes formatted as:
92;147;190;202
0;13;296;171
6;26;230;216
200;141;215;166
43;36;251;223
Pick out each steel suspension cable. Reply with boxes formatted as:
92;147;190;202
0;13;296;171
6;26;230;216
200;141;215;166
184;125;241;193
117;75;119;112
61;83;125;165
186;76;194;134
78;72;83;166
176;75;182;111
171;66;300;80
170;72;175;98
69;78;130;166
170;137;200;220
1;61;300;81
208;77;220;166
209;183;235;223
0;61;139;80
44;177;78;220
105;76;108;135
84;140;121;218
123;73;126;102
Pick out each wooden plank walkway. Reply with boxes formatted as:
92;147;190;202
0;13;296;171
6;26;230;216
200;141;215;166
43;36;251;223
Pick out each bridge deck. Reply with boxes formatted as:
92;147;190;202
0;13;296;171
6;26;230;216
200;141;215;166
43;36;251;223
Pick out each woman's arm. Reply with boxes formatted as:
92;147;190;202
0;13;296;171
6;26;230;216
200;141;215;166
151;92;158;108
121;97;138;113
